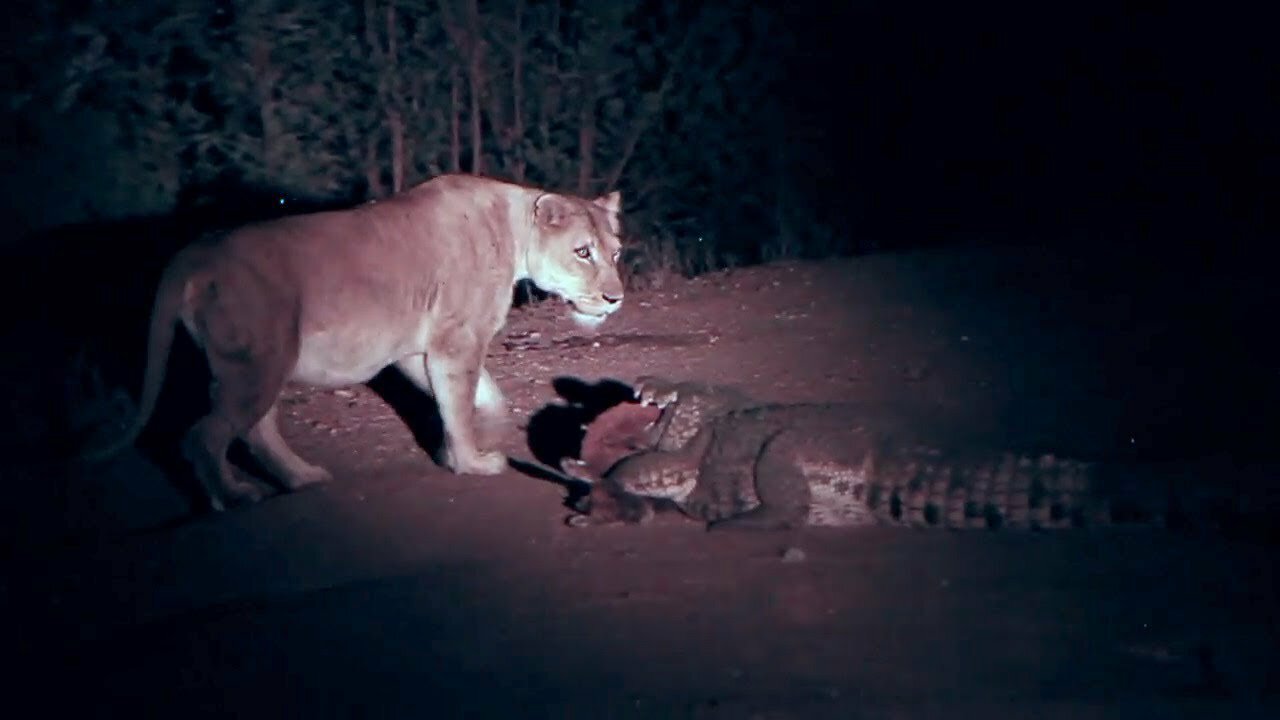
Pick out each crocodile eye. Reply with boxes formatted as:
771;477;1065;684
574;245;591;259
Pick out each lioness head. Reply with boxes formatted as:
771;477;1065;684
527;190;626;328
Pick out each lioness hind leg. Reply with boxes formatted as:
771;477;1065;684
244;403;333;491
188;362;296;510
426;351;507;475
182;413;264;513
185;280;299;511
185;356;293;511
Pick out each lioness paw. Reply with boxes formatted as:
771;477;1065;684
445;448;508;476
222;479;266;507
284;465;333;490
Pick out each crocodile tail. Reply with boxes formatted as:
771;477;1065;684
864;450;1188;531
1088;458;1259;537
884;450;1268;534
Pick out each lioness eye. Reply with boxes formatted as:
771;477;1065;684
574;246;591;259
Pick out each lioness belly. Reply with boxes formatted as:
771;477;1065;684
292;330;419;387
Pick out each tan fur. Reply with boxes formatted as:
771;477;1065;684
86;174;626;511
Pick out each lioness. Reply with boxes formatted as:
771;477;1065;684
86;173;626;511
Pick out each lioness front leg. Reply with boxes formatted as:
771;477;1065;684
425;351;507;475
473;365;511;449
473;365;507;417
395;356;510;457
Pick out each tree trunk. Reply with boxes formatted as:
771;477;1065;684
363;0;386;197
511;0;525;182
449;65;461;172
535;0;560;182
577;96;595;195
386;0;403;192
438;0;485;175
248;39;281;181
466;0;483;175
365;135;385;198
389;110;404;192
601;10;707;193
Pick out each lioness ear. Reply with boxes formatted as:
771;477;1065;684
534;193;572;229
593;191;622;216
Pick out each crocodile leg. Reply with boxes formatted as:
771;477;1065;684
706;430;811;531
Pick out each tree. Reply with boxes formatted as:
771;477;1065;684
19;0;827;274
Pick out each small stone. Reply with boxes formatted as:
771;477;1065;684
780;546;806;563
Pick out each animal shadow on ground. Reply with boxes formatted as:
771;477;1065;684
366;368;447;463
0;180;357;532
369;279;569;467
516;376;638;507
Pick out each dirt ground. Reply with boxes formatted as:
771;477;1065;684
5;243;1279;718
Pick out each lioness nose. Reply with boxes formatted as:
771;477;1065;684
603;292;623;305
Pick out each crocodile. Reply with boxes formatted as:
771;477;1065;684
559;376;1250;533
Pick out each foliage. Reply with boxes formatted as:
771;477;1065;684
12;0;844;277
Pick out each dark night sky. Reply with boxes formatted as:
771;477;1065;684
779;1;1277;246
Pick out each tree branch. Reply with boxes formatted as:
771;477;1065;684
601;8;707;193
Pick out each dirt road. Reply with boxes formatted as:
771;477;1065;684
6;244;1278;718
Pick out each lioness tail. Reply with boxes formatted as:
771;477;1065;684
77;253;190;465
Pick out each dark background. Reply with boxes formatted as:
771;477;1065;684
784;1;1275;249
